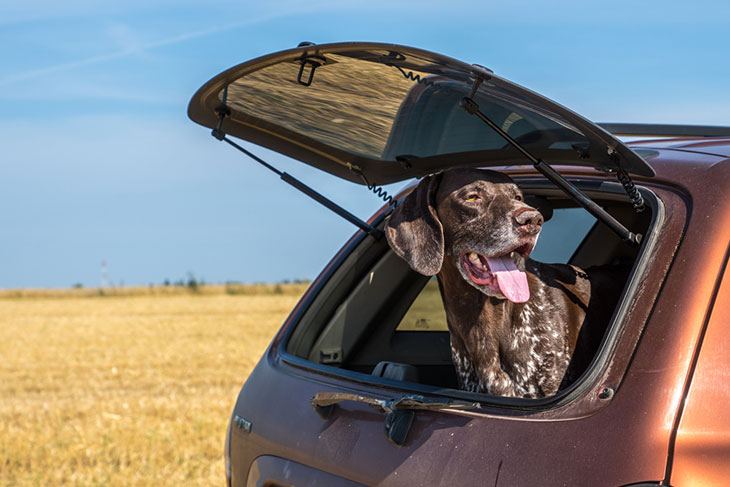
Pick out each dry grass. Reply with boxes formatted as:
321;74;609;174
0;283;308;299
397;278;448;332
0;286;304;486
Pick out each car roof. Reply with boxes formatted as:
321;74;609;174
388;145;728;206
394;142;729;193
628;137;730;158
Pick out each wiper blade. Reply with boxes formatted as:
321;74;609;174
312;391;480;413
311;391;480;446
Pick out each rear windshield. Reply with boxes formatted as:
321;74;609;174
223;51;589;161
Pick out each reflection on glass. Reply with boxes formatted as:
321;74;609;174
222;50;588;162
226;53;428;158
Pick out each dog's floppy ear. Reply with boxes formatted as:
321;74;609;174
385;174;444;276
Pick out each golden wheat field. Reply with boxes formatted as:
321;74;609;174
0;285;306;486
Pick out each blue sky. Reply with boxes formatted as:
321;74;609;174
1;0;728;288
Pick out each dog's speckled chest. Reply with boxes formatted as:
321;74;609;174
442;261;590;398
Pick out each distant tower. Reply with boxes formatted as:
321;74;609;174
101;260;109;288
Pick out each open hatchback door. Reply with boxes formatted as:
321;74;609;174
188;41;654;186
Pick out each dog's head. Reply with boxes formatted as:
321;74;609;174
386;168;543;303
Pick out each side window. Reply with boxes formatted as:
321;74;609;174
395;207;597;332
397;278;448;331
530;208;596;263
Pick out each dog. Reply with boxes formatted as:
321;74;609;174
385;168;624;398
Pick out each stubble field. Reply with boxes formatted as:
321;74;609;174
0;285;305;486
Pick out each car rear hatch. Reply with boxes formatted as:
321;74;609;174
188;41;655;185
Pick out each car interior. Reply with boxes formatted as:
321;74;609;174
285;181;656;398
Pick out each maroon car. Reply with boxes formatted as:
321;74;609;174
188;42;730;486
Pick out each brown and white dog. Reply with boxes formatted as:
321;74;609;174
385;168;624;398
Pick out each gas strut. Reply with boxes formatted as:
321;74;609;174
461;95;642;246
211;86;382;239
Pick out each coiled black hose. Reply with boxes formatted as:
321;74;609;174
616;168;645;212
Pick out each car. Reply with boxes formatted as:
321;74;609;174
187;42;730;486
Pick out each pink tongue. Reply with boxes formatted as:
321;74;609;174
486;256;530;303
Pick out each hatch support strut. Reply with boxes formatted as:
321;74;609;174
210;86;382;238
461;96;642;246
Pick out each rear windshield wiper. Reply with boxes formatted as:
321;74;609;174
312;391;481;413
311;391;480;445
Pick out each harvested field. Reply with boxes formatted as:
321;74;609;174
0;286;304;485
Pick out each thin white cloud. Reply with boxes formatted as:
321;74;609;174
0;81;179;105
0;0;279;26
105;23;146;53
0;5;327;87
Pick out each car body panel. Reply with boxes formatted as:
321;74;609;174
671;245;730;485
246;455;365;486
225;149;730;486
188;42;655;185
629;136;730;158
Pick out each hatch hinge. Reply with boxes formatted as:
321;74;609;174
462;95;642;246
210;87;382;239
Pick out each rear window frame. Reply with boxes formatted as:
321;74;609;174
275;177;667;413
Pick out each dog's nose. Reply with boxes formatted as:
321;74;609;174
513;207;544;232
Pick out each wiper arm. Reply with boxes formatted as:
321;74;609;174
311;391;480;446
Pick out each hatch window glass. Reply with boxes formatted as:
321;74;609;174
221;50;588;161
